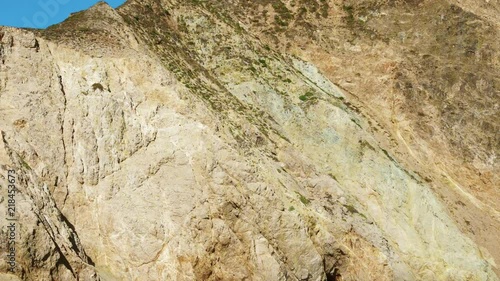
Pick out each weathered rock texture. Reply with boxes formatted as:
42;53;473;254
0;0;498;280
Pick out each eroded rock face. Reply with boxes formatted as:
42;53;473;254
0;1;498;280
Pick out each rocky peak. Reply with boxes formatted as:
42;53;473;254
37;1;139;55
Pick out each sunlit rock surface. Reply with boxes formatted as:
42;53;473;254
0;1;498;280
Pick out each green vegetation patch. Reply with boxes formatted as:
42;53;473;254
296;192;311;205
343;204;366;219
299;91;316;102
21;158;31;170
342;5;355;25
258;58;268;68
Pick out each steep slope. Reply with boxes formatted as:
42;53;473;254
198;0;500;273
0;1;497;281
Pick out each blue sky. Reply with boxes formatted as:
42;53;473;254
0;0;126;29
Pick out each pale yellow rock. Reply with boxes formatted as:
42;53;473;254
0;1;498;281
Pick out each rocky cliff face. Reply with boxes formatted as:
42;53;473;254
0;0;498;280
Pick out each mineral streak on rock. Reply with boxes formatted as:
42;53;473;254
0;0;498;280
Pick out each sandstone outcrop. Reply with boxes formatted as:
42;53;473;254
0;1;498;280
